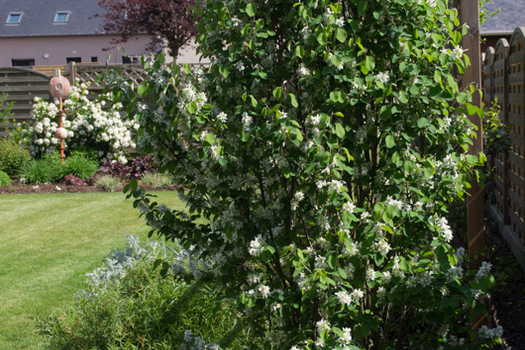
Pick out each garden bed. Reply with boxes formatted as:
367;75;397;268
0;178;177;195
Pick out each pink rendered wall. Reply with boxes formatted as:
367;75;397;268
0;34;154;66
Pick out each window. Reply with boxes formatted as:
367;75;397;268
6;12;22;25
11;59;35;67
90;56;98;63
122;56;139;64
54;11;70;23
66;57;81;63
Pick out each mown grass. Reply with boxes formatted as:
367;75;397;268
0;190;183;350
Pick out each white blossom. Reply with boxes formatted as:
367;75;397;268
339;327;352;344
298;65;310;76
335;290;353;306
343;201;355;213
450;46;466;61
351;289;364;300
217;111;228;123
366;267;376;282
478;325;503;339
249;235;264;256
375;71;389;84
476;261;492;279
375;240;391;256
259;285;271;298
242;112;253;131
316;318;330;333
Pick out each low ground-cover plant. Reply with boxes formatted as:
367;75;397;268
112;0;503;348
61;175;87;186
140;172;173;188
97;155;157;180
61;151;98;179
18;151;99;184
0;137;31;175
18;154;62;184
38;236;241;350
0;169;11;186
94;174;121;192
128;154;157;179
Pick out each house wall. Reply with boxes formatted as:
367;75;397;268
0;34;153;66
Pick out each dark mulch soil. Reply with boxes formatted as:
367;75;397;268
487;224;525;350
0;179;177;195
1;182;524;348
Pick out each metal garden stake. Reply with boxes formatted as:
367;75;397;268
48;72;71;163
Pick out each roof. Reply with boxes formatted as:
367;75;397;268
481;0;525;35
0;0;104;37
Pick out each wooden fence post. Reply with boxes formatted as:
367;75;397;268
458;0;485;261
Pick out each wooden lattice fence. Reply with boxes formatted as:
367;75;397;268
0;63;148;137
0;67;52;137
483;27;525;272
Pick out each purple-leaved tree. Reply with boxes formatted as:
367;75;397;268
97;0;197;58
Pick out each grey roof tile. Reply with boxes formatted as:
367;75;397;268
481;0;525;34
0;0;104;37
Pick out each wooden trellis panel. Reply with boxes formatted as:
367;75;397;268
70;62;147;90
484;28;525;273
507;28;525;245
492;39;510;221
0;67;52;137
483;46;495;106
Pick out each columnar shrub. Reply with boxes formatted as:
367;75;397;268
113;0;501;348
18;84;139;163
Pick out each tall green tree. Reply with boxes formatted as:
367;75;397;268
113;0;502;348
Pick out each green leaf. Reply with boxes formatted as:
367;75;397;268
357;0;368;14
295;46;304;58
246;3;256;17
434;70;442;83
289;93;299;108
417;118;431;128
336;28;348;43
273;87;282;100
219;65;230;78
249;95;258;107
137;84;148;96
365;56;375;71
204;133;215;146
183;64;191;74
398;91;409;104
187;101;198;114
385;135;395;148
335;123;345;138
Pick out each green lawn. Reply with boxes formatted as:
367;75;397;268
0;191;183;350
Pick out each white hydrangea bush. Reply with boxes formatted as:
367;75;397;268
110;0;503;349
19;84;139;163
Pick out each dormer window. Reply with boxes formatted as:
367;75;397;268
53;11;70;24
6;12;22;25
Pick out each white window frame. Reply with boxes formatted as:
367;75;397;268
53;11;70;24
6;12;23;25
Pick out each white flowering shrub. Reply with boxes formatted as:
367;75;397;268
18;84;139;163
111;0;502;349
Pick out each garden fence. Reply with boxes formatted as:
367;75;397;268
0;62;148;137
483;27;525;272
